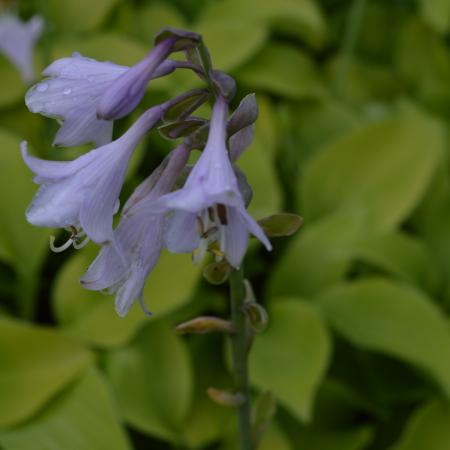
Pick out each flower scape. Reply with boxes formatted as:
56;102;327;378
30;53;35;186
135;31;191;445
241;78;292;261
22;27;273;317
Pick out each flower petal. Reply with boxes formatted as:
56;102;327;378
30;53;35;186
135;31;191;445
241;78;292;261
223;207;249;268
164;210;199;253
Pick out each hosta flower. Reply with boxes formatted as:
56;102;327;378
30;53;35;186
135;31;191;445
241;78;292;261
0;13;43;83
22;104;166;248
81;142;191;316
25;51;198;147
161;96;271;268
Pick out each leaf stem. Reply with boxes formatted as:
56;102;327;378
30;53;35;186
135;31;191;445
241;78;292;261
333;0;367;97
229;267;253;450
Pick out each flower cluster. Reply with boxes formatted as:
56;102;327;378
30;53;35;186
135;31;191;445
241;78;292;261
23;27;272;316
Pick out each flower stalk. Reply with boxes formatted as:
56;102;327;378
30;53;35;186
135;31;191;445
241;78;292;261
229;266;253;450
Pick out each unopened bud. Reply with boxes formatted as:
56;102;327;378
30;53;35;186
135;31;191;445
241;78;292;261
207;387;246;407
203;260;231;285
258;213;303;237
245;302;269;333
175;316;234;334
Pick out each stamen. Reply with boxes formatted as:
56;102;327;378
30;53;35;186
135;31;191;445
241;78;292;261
73;235;90;249
217;204;228;225
49;235;73;253
201;226;218;239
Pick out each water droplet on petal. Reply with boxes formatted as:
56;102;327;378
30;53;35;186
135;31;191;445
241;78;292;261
37;82;48;92
63;88;72;95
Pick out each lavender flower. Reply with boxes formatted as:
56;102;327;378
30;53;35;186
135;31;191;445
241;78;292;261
25;53;198;147
81;142;191;316
22;104;166;248
0;13;43;83
161;96;272;268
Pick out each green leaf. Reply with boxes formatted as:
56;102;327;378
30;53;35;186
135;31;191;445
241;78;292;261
419;0;450;34
390;399;450;450
106;320;193;442
268;209;368;298
0;368;131;450
353;231;440;293
46;0;120;32
301;105;445;231
51;33;148;67
318;278;450;397
249;298;331;422
0;58;25;109
237;43;324;99
0;129;49;273
0;316;93;428
194;17;267;71
53;248;200;348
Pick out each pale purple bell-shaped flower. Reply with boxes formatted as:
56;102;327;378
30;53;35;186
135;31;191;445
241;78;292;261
25;52;195;147
22;103;167;249
161;96;271;268
0;13;43;83
81;142;191;317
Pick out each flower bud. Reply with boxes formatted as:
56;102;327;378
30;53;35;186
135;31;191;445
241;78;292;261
207;388;246;407
175;316;234;334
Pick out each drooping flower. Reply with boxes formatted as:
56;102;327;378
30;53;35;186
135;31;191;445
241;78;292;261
81;142;191;317
97;28;201;121
0;13;43;83
161;96;271;268
25;52;199;147
22;103;167;248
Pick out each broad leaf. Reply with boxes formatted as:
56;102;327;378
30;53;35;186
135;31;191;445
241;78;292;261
301;105;445;231
318;278;450;397
0;368;131;450
106;320;193;442
390;399;450;450
249;298;331;422
0;316;93;428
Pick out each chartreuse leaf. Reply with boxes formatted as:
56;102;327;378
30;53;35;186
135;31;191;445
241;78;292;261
194;17;267;72
51;33;148;67
249;299;331;422
419;0;450;34
0;58;25;109
196;0;326;50
318;278;450;397
237;43;324;100
105;320;193;443
353;231;440;293
268;209;368;298
46;0;120;32
390;399;450;450
0;316;93;428
0;368;131;450
301;105;445;231
53;248;200;348
0;129;49;273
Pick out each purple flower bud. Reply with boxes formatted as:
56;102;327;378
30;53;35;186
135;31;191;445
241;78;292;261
81;142;191;317
97;38;176;121
0;14;43;83
160;96;271;268
22;104;166;247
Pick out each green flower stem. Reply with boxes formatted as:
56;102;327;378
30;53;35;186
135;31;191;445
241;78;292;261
229;267;253;450
333;0;367;97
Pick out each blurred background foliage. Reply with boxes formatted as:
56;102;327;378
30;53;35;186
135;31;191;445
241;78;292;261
0;0;449;449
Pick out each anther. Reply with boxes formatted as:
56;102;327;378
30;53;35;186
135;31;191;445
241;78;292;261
217;204;228;225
